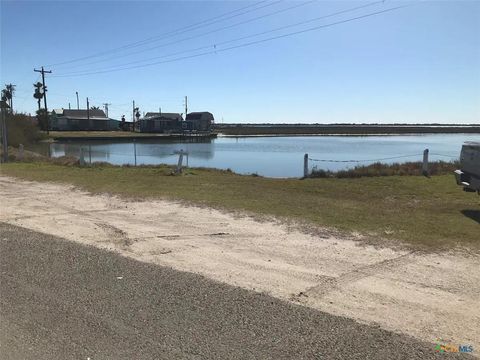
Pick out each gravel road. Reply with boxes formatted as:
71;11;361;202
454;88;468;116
0;223;471;359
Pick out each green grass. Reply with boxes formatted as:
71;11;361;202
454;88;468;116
1;162;479;250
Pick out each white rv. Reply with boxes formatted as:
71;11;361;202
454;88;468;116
454;142;480;193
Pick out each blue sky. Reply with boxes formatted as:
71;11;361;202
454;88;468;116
1;0;479;123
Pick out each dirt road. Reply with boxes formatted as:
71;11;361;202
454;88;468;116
0;176;478;351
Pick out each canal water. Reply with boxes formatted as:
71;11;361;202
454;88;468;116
33;134;480;178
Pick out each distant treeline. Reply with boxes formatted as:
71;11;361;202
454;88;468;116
215;124;480;135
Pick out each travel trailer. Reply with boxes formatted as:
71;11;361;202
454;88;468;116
454;142;480;193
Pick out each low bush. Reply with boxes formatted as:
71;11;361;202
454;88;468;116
309;161;458;178
4;113;44;146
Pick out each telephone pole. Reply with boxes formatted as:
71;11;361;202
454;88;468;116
184;96;188;119
102;103;111;117
76;91;79;109
34;67;52;133
87;97;90;128
132;100;139;132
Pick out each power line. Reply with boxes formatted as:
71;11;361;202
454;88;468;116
308;151;459;163
52;1;386;76
121;1;275;50
52;4;408;78
56;0;315;72
54;1;381;75
430;153;458;159
308;153;423;163
46;0;280;68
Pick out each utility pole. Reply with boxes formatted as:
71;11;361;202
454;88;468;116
102;103;111;117
76;91;79;109
132;100;135;131
34;67;52;134
184;96;188;119
87;97;90;129
68;103;71;110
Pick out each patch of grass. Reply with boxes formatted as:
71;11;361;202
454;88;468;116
1;162;478;250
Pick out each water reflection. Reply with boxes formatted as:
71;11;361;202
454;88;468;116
26;134;480;177
48;138;216;165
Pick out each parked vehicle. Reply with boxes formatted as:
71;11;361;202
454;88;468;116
454;142;480;193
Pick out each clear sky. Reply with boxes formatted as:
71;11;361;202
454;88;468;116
1;0;479;123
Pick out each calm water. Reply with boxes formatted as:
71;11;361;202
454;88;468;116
35;134;480;177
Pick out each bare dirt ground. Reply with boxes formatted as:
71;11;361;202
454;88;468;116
1;176;478;350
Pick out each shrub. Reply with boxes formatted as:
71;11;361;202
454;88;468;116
4;113;44;146
309;161;458;178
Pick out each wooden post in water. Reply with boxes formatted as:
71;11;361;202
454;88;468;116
422;148;429;177
304;153;309;178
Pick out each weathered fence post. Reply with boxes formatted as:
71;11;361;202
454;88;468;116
79;147;85;166
422;148;429;177
304;153;309;178
174;149;188;174
19;144;24;160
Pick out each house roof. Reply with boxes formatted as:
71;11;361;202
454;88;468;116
144;112;183;120
55;109;108;119
186;112;214;121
